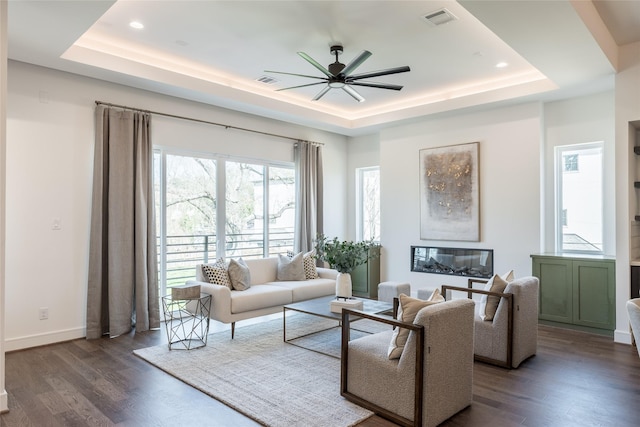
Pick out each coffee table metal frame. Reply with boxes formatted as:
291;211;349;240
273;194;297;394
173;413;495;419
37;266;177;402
283;295;393;358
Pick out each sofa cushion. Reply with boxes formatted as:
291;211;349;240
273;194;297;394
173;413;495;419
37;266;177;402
269;278;336;302
202;258;232;289
277;252;305;281
387;294;442;359
230;285;293;313
228;258;251;291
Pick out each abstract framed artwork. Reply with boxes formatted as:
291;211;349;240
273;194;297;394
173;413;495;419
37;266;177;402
419;142;479;241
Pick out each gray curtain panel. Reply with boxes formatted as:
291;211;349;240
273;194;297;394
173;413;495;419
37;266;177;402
86;105;160;339
294;141;323;253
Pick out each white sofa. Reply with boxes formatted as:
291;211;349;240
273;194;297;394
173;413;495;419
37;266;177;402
186;257;338;338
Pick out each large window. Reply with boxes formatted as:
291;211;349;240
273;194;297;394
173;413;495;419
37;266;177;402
555;142;603;253
155;150;295;295
356;166;380;242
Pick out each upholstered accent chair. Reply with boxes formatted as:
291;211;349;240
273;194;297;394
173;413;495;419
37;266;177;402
627;298;640;357
340;298;475;427
442;276;539;369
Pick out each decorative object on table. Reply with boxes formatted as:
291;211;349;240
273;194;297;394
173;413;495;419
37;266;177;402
329;298;364;314
162;293;211;350
314;234;380;299
171;283;201;300
419;142;479;241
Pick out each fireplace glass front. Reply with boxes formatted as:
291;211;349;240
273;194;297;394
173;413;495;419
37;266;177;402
411;246;493;279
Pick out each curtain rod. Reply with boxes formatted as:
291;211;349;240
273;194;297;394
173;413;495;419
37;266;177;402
95;101;323;145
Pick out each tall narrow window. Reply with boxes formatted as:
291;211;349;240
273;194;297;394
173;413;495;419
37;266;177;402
164;154;217;294
555;142;603;253
356;166;380;242
268;166;295;256
225;161;266;259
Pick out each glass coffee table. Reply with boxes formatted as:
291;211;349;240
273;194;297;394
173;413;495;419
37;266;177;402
283;295;394;358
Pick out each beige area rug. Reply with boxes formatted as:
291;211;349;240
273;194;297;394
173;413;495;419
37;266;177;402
134;314;389;427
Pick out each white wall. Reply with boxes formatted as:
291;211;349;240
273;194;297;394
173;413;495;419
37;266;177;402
543;91;615;254
346;134;380;240
378;103;542;295
5;60;348;350
614;40;640;344
0;0;8;413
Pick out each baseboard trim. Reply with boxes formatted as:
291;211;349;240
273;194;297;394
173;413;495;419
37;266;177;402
538;320;613;337
4;327;86;352
0;389;8;413
614;329;632;345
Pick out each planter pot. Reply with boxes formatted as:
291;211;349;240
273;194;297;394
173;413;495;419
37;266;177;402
336;272;353;299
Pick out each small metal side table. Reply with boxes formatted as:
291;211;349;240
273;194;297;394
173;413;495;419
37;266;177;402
162;293;212;350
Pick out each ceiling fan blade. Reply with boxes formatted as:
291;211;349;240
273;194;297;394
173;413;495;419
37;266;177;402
342;85;365;103
298;52;334;77
341;50;372;76
349;81;404;91
312;85;331;101
264;70;327;81
348;66;411;81
276;81;327;91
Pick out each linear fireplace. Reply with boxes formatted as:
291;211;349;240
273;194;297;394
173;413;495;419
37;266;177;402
410;246;493;279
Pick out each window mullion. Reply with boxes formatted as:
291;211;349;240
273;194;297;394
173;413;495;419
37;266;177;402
217;158;226;259
264;166;269;258
159;150;168;297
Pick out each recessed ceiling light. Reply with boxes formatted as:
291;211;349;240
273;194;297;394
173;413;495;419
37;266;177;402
129;21;144;30
496;62;508;68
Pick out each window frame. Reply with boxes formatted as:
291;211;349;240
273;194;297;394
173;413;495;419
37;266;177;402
554;141;604;254
356;166;380;243
154;147;295;296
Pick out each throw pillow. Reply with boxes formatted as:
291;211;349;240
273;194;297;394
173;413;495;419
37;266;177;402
286;250;318;279
387;294;442;360
228;258;251;291
277;252;305;281
427;288;445;302
201;258;232;289
303;250;319;279
480;273;509;321
477;270;515;321
502;269;515;282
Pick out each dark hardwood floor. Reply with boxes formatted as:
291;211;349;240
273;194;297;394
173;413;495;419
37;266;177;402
2;323;639;426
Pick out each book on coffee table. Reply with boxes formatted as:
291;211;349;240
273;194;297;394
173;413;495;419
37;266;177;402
330;298;364;314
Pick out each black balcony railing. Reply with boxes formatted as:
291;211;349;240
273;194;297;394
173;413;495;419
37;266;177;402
159;230;294;289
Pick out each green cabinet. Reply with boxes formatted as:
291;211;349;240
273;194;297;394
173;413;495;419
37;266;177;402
532;254;615;332
351;246;381;299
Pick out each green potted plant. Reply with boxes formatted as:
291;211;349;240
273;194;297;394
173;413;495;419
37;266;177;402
314;234;379;298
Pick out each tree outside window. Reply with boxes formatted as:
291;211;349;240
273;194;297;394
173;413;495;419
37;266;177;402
357;166;380;242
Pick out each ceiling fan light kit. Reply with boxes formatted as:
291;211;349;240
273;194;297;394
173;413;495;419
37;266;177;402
265;44;410;102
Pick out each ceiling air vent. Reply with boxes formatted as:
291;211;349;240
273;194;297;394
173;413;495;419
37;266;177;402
423;8;458;26
256;75;279;85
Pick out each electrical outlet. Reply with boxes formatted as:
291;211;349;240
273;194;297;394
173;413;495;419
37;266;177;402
39;307;49;320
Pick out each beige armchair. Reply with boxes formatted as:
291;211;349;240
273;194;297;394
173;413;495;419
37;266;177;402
627;298;640;357
442;276;539;368
340;298;475;427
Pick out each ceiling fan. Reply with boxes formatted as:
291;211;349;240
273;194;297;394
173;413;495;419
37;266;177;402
265;44;410;103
